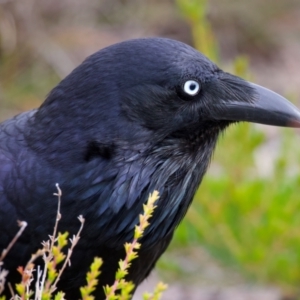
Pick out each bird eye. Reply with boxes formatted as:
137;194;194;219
183;80;200;96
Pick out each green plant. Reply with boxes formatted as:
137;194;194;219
174;125;300;295
176;0;219;63
104;190;167;300
0;188;167;300
172;1;300;297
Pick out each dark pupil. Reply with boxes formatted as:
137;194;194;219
190;83;196;90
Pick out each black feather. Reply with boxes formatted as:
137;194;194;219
0;37;292;299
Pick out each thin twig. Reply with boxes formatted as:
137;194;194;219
0;268;8;294
24;249;45;272
52;183;62;249
38;183;62;297
7;282;14;298
0;220;27;263
34;265;42;300
50;215;85;293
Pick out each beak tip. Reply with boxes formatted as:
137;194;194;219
288;119;300;128
250;83;300;128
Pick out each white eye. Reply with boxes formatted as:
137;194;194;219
183;80;200;96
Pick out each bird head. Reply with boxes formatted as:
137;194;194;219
31;38;300;162
26;38;300;243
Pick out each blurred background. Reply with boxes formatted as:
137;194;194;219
1;0;300;299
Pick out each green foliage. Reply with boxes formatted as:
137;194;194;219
173;0;300;296
0;136;166;299
176;0;219;63
80;257;103;300
104;191;163;300
142;282;168;300
0;189;167;300
174;125;300;295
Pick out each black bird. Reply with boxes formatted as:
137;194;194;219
1;38;300;299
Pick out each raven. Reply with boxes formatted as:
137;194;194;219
1;38;300;299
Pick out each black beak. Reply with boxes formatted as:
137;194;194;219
210;79;300;128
